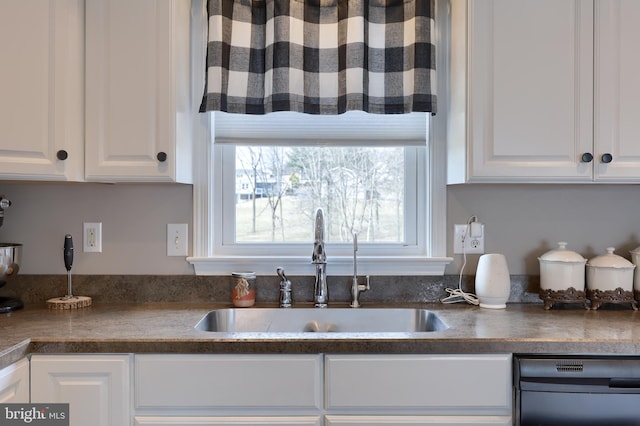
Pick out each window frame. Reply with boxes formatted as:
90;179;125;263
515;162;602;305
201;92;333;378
188;117;450;276
187;0;451;276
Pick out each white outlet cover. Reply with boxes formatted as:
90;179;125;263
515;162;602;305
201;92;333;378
167;224;188;256
453;223;485;254
83;222;102;253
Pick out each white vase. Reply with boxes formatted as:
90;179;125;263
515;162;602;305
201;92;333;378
475;253;511;309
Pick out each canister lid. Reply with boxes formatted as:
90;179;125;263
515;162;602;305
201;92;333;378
538;242;586;263
587;247;635;269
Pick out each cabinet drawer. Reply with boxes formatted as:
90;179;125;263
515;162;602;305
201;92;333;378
134;416;322;425
135;354;322;410
325;354;511;414
325;415;512;425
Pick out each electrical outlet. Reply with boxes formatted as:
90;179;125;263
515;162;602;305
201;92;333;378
453;223;485;254
83;222;102;252
167;224;188;256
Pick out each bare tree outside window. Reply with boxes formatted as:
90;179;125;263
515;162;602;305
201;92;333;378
235;145;405;244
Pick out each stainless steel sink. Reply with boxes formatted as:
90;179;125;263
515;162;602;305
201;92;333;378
194;308;449;333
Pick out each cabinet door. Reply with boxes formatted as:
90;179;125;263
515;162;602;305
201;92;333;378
325;354;512;416
134;417;322;426
466;0;594;182
134;354;322;411
0;0;84;181
31;354;131;426
594;0;640;181
0;358;29;403
85;0;192;182
325;415;512;425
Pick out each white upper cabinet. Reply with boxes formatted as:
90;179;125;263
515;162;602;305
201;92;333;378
0;0;192;183
594;0;640;181
465;0;593;183
85;0;192;183
0;0;84;181
449;0;640;183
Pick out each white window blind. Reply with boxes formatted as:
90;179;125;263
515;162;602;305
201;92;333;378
213;111;428;146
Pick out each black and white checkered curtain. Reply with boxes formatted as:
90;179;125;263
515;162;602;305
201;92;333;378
200;0;436;115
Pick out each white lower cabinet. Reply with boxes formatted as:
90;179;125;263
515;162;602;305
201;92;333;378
325;354;513;425
30;354;131;426
133;354;512;426
325;416;511;425
18;353;513;425
133;354;323;426
0;358;29;403
133;417;322;426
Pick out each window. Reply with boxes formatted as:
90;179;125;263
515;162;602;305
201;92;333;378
231;144;409;244
188;110;449;276
188;0;450;276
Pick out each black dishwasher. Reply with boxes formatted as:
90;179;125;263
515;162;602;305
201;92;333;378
515;355;640;425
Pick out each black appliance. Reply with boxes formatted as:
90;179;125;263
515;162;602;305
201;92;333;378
515;355;640;425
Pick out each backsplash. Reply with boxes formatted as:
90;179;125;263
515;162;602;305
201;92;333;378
1;274;541;306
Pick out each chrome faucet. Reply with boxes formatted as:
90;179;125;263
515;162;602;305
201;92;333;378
350;232;370;308
312;208;328;307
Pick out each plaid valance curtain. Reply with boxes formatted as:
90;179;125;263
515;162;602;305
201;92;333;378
200;0;436;115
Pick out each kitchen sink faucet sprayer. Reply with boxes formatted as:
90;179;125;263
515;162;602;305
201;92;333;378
312;208;328;307
350;232;370;308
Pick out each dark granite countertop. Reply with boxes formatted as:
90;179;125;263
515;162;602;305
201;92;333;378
2;302;640;368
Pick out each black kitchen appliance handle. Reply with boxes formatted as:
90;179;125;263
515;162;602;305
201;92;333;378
609;378;640;388
64;234;74;272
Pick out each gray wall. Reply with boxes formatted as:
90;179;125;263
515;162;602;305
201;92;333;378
447;184;640;275
2;181;639;276
0;182;193;275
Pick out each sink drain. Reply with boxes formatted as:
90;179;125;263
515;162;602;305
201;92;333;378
303;321;338;332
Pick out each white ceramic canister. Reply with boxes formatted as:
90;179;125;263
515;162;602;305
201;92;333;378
630;247;640;293
475;253;511;309
538;242;586;291
586;247;635;292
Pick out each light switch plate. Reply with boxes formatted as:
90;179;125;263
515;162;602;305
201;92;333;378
167;224;188;256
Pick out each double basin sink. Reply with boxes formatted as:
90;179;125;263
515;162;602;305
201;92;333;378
195;307;448;334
